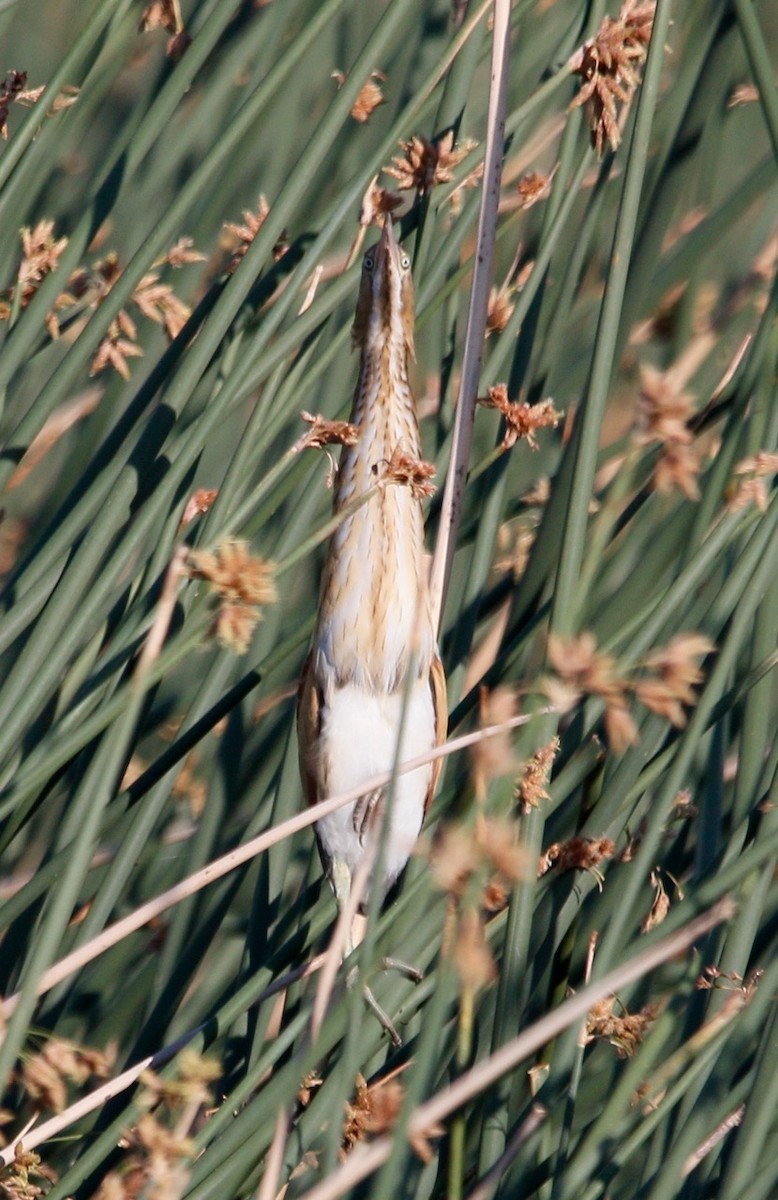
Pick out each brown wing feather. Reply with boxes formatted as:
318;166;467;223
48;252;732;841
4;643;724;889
425;653;448;818
296;651;323;808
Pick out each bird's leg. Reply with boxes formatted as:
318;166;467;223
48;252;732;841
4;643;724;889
352;787;383;844
381;957;424;984
330;856;403;1047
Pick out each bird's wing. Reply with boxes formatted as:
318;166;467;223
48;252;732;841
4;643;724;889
425;653;448;817
296;651;323;807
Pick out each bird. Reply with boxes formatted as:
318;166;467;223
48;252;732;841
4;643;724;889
297;216;447;1040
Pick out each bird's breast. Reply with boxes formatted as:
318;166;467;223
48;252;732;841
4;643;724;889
313;678;436;893
316;450;434;692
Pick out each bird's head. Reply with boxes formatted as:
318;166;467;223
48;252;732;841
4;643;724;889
351;217;415;361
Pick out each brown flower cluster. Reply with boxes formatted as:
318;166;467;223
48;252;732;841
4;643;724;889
430;815;529;922
728;83;759;109
432;821;505;986
485;286;516;336
516;170;555;210
357;178;404;229
140;0;182;33
223;193;268;251
479;385;563;451
635;633;714;727
0;1144;57;1199
640;867;681;933
90;319;145;381
726;451;778;513
0;220;69;332
297;411;359;451
188;539;277;655
18;1036;115;1114
696;965;762;1002
454;906;498;992
515;737;560;813
385;130;476;195
139;0;192;57
470;686;518;798
546;631;639;752
569;2;656;156
0;70;40;138
332;69;386;123
0;69;78;140
0;225;202;379
545;629;713;752
341;1070;440;1163
584;994;659;1056
88;247;199;377
635;364;701;500
179;488;218;530
494;518;537;581
376;448;436;499
221;194;288;270
538;836;616;882
98;1052;220;1200
17;219;69;297
345;178;405;266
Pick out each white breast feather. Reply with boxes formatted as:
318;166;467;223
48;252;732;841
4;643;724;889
315;678;435;896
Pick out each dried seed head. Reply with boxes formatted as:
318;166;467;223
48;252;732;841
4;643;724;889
333;70;387;123
470;686;518;797
298;411;359;450
727;451;778;512
140;1;183;34
358;177;404;228
569;2;656;156
546;631;639;752
728;83;759;108
603;702;640;753
385;130;476;194
516;737;560;813
341;1069;434;1160
479;385;563;451
454;908;497;992
538;835;616;880
376;448;436;499
164;236;205;268
429;823;481;897
636;633;714;725
640;869;671;933
485;286;516;335
477;817;531;882
517;170;555;209
636;364;696;445
188;540;276;606
189;540;276;655
635;363;702;500
584;994;659;1056
222;194;270;267
90;321;144;380
179;488;218;530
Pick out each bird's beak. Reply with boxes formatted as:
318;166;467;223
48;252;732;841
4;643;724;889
380;216;397;258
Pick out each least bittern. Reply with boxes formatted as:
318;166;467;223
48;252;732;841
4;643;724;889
297;217;446;1038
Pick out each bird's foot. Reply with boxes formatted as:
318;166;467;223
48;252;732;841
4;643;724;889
363;981;403;1047
345;958;423;1046
381;956;424;984
352;787;384;843
344;964;402;1046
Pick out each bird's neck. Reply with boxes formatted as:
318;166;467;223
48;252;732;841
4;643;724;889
314;339;434;693
344;339;420;484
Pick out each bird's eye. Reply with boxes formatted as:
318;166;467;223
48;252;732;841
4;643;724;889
363;254;374;271
400;253;411;270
